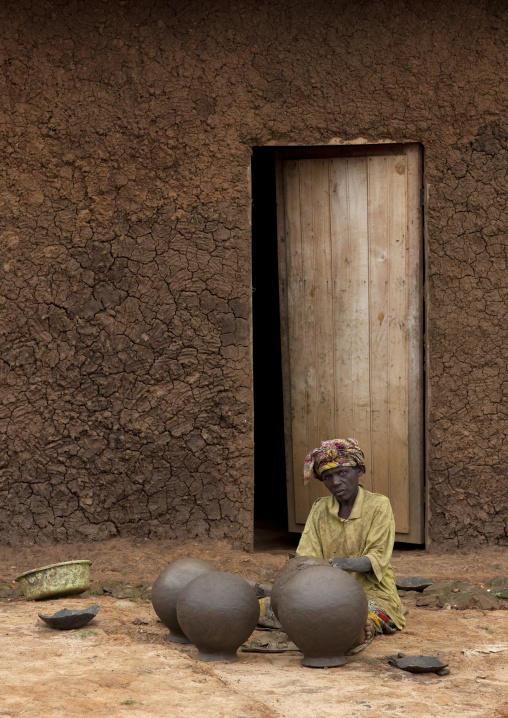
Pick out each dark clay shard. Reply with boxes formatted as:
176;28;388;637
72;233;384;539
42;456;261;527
395;576;435;592
38;604;100;630
394;655;448;673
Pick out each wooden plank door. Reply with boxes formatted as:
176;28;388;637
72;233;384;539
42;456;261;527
277;145;423;543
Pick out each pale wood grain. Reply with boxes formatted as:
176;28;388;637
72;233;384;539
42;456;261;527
387;154;410;533
367;156;390;500
276;157;298;532
404;144;424;543
285;160;309;525
277;146;423;540
309;160;335;508
347;158;372;486
329;158;355;448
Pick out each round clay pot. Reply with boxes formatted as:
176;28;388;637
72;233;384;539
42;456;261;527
151;558;217;643
177;571;260;662
278;564;368;668
270;555;328;620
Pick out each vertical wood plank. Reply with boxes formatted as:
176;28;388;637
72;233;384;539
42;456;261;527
297;160;319;519
367;157;390;499
329;159;354;442
276;155;298;532
387;154;410;532
283;160;309;525
347;158;372;487
308;159;335;507
404;144;424;542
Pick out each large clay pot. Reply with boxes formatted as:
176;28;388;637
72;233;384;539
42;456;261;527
270;555;328;620
278;564;368;668
151;558;217;643
177;571;260;662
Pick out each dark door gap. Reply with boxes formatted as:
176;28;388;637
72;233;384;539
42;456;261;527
251;147;298;551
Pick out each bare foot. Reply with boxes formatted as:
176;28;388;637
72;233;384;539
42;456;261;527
363;619;373;644
347;619;374;652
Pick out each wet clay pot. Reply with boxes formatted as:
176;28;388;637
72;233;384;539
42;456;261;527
270;555;328;620
176;571;260;662
151;558;217;643
278;564;368;668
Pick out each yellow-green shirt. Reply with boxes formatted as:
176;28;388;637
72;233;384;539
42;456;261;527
296;485;405;629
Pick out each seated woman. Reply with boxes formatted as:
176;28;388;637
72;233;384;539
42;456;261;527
251;438;404;653
297;438;405;649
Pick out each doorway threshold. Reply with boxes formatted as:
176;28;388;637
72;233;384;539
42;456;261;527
253;519;300;554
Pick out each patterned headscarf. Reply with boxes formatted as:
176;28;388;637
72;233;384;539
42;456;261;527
303;438;365;485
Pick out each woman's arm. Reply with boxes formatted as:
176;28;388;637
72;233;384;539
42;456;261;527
330;556;372;573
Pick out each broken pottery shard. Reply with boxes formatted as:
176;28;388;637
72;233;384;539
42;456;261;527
395;655;448;673
38;604;100;630
395;576;435;592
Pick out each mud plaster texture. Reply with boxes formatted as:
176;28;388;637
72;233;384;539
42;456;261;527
0;0;507;548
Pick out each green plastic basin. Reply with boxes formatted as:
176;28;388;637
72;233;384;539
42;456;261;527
15;560;92;601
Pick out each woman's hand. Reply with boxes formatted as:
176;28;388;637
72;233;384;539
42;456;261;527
329;556;372;573
330;557;350;570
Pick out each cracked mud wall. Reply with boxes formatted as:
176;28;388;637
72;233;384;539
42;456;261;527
0;0;507;547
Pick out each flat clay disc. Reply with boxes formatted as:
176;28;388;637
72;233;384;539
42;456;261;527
395;655;448;673
395;576;436;592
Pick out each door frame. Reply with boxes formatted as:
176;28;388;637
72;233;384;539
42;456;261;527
275;143;425;543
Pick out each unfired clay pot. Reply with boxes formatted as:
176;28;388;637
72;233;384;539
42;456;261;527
270;555;328;620
278;564;368;668
151;558;217;643
176;571;260;662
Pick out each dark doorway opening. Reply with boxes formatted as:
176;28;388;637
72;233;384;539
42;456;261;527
251;147;299;552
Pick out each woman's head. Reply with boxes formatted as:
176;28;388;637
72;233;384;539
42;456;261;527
320;464;365;504
303;438;365;485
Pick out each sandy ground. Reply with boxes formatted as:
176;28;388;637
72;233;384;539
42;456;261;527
1;539;508;718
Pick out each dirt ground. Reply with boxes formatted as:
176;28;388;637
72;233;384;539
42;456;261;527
1;539;507;718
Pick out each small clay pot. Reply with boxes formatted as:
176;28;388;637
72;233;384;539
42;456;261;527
270;555;328;620
177;571;260;662
151;558;217;643
278;564;368;668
